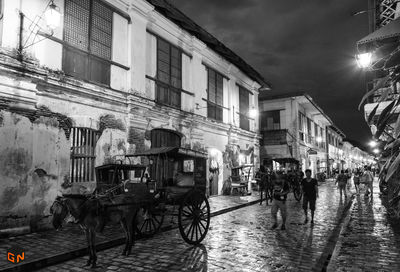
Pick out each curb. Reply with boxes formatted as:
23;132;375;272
325;198;355;272
312;194;355;272
1;198;261;272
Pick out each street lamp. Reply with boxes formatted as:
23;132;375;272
373;148;380;154
44;1;62;29
368;140;377;148
355;52;372;68
316;136;323;143
249;108;258;119
17;0;62;59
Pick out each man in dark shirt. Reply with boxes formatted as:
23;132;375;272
301;169;319;225
270;172;290;230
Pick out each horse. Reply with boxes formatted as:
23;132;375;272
50;194;140;268
255;171;272;205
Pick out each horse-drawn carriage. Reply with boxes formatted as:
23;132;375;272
50;147;211;267
95;147;211;244
229;164;253;196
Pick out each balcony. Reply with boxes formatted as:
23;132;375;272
261;129;288;146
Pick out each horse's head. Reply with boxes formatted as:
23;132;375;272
50;196;69;230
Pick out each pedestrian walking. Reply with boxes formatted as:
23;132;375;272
363;166;374;198
353;170;361;195
270;172;290;230
335;170;348;199
301;169;319;225
345;169;352;190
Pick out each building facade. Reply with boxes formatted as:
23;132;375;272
0;0;270;233
259;92;332;177
326;125;346;175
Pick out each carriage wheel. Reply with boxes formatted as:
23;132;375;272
135;205;165;237
294;187;302;202
178;190;210;245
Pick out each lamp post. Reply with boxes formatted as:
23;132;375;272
44;1;62;29
17;0;61;59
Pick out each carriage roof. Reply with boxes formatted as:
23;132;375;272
95;164;147;171
231;164;254;170
125;147;208;159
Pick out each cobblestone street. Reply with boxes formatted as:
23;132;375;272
35;181;352;272
328;181;400;272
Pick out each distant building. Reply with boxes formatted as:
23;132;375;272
326;125;346;175
258;92;332;177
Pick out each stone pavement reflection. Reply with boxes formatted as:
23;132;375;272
36;181;353;272
327;180;400;272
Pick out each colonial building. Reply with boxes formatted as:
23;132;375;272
258;92;332;177
0;0;270;233
342;140;375;171
326;125;346;175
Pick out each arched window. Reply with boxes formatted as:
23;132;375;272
150;128;181;148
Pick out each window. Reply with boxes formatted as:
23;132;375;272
261;110;281;130
207;68;224;121
314;124;319;137
150;129;181;148
70;127;99;182
298;112;305;141
63;0;113;85
155;38;182;108
239;86;250;131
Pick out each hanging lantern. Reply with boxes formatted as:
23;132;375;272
45;1;61;29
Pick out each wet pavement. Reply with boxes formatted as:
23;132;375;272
0;193;260;272
327;181;400;272
33;181;353;272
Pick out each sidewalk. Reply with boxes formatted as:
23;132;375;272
328;179;400;271
0;193;260;272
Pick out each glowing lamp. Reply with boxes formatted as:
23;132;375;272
45;1;61;29
249;108;258;119
368;140;377;148
316;136;323;143
356;52;372;69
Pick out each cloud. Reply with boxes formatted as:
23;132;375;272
170;0;371;142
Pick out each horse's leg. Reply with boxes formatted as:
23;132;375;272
90;229;97;268
120;219;129;256
126;213;136;256
84;229;92;266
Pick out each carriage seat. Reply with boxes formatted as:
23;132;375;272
230;175;248;195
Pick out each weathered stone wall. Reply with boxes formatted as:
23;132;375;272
0;111;69;232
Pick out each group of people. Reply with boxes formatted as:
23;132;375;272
255;165;375;231
335;166;374;198
255;168;319;230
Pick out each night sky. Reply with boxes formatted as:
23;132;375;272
171;0;372;147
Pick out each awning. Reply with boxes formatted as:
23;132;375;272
358;17;400;46
126;147;208;159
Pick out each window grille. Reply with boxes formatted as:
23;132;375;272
70;127;99;183
156;38;182;108
239;86;250;131
63;0;112;85
207;68;223;121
